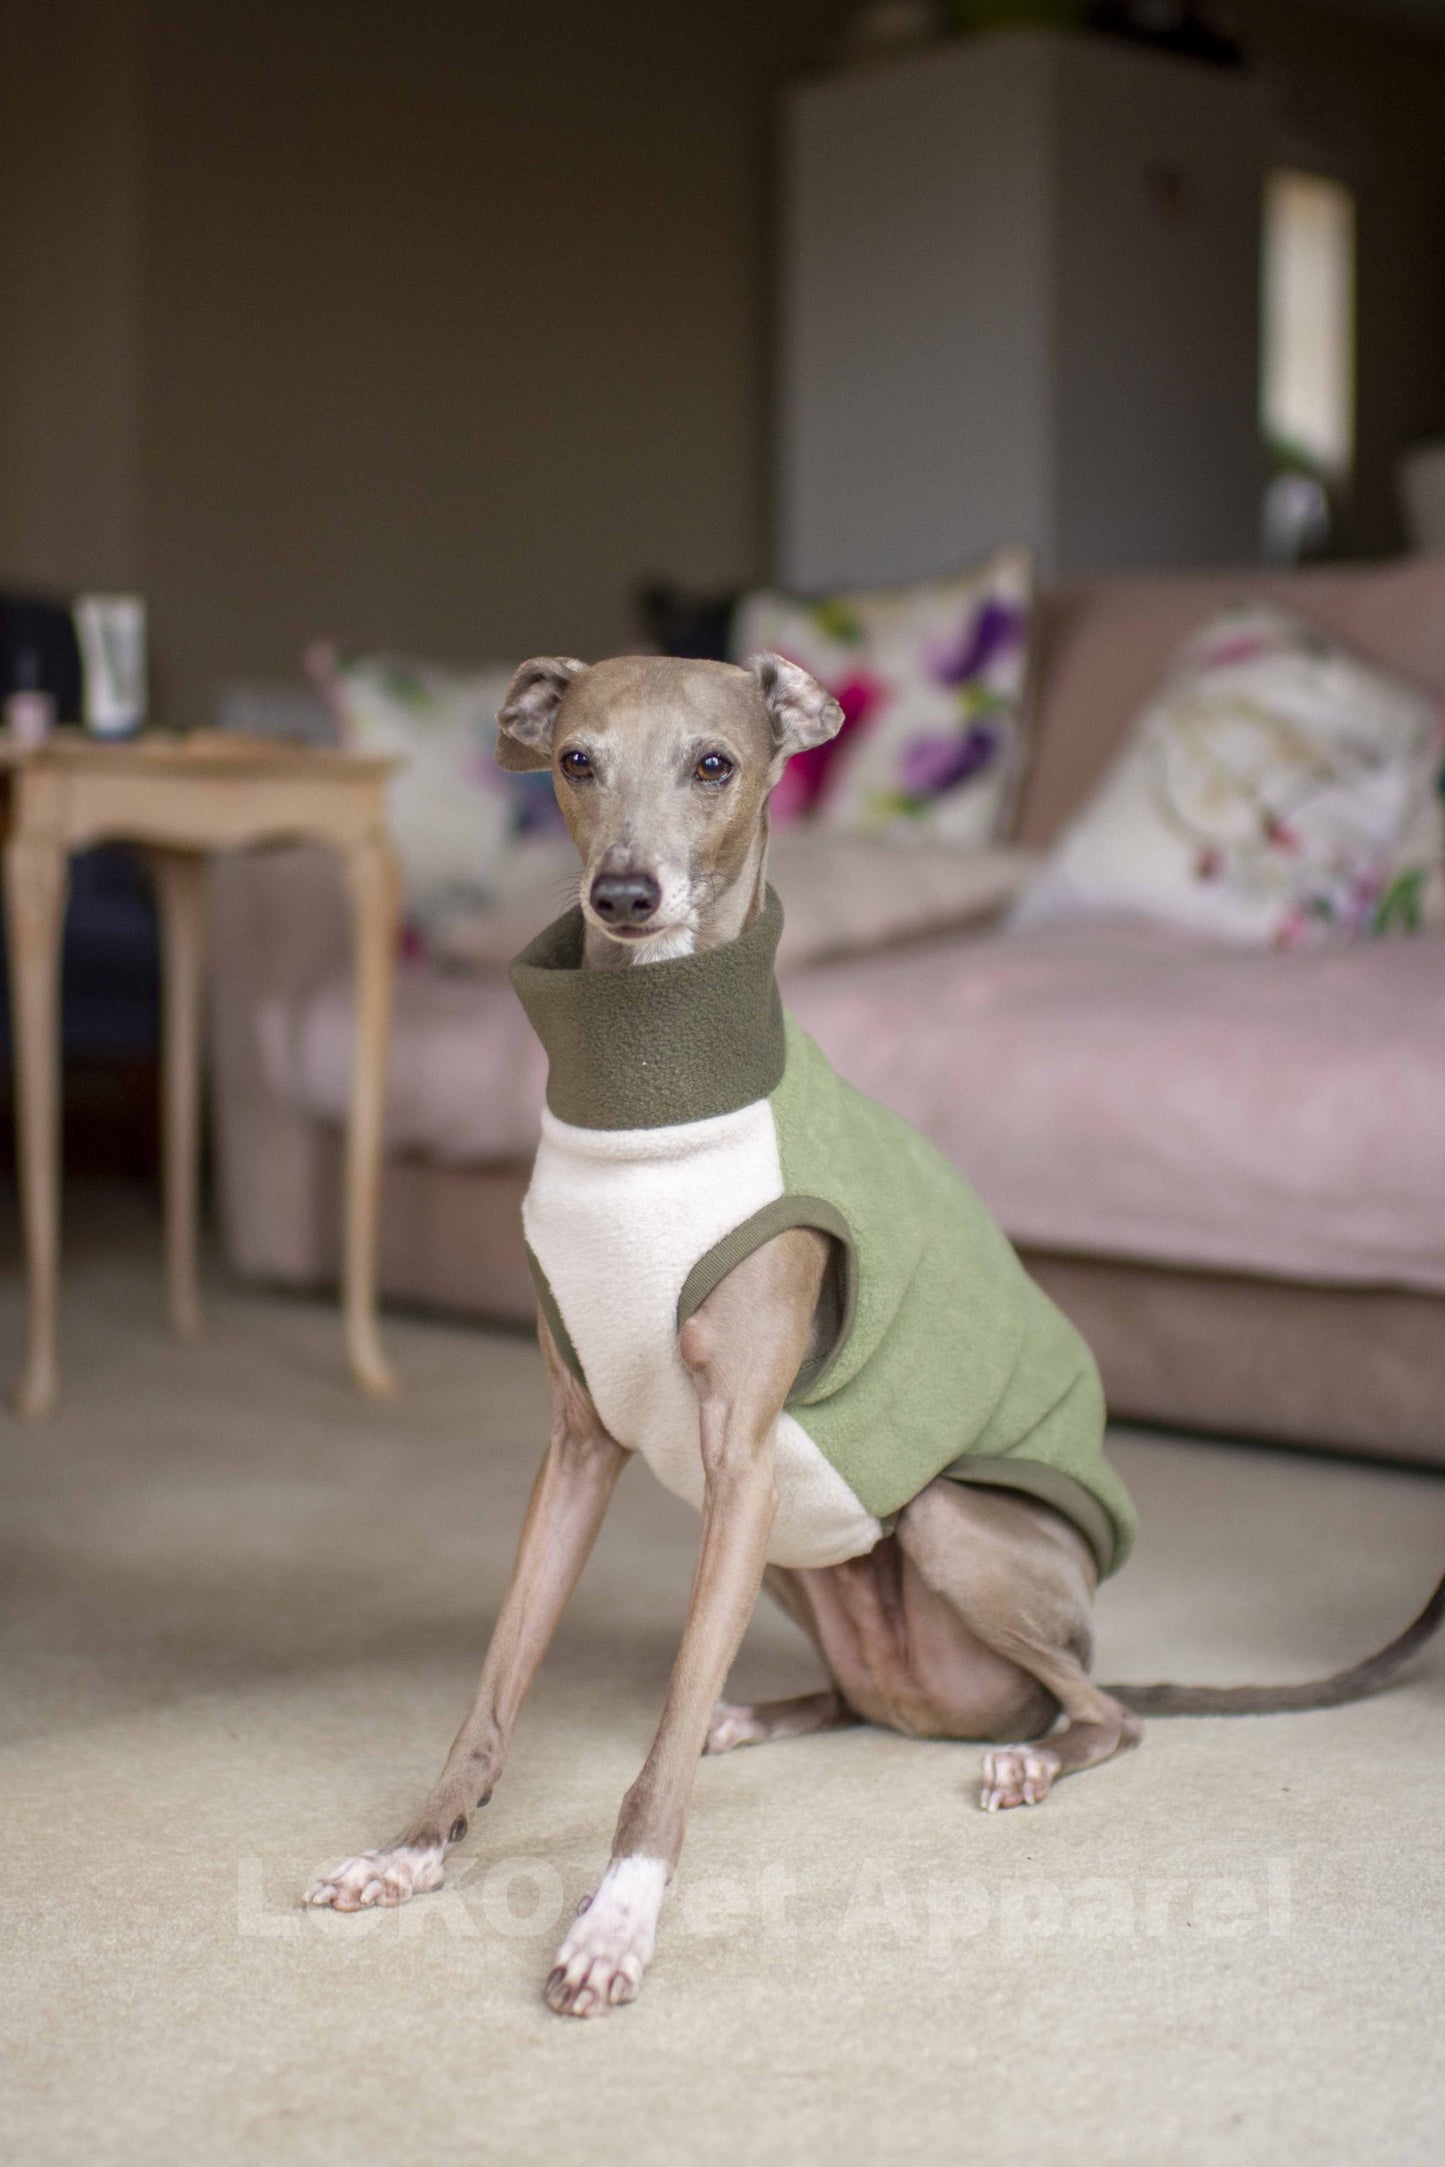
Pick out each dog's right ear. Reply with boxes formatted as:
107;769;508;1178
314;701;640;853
495;656;587;772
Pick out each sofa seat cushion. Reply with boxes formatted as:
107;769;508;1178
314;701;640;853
263;923;1445;1296
785;924;1445;1295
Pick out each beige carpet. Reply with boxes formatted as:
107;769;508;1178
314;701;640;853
1;1184;1442;2166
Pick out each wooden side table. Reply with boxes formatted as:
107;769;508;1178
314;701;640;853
1;733;402;1416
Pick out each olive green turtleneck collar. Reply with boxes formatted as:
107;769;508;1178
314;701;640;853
509;888;786;1131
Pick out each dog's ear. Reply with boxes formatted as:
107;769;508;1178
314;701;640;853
746;651;844;767
495;656;587;772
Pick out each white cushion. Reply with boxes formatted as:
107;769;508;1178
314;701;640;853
326;655;572;938
1015;606;1445;946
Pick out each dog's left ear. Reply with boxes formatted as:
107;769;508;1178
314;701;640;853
746;651;844;767
495;656;588;772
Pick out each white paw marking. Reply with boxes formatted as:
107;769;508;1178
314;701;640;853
544;1855;668;2017
304;1843;445;1911
980;1745;1061;1813
704;1701;769;1755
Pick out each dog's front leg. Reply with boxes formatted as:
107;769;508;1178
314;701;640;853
544;1229;826;2016
306;1320;628;1911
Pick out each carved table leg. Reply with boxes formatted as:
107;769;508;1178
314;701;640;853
149;848;208;1342
4;834;70;1416
341;833;400;1394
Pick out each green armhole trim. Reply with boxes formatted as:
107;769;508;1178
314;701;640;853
525;1244;588;1392
940;1455;1120;1581
675;1195;858;1402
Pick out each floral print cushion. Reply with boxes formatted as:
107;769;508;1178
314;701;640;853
1013;606;1445;948
323;655;570;949
731;547;1035;848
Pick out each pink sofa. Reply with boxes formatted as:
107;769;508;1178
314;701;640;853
209;555;1445;1467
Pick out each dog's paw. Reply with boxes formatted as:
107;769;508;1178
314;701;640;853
703;1700;770;1755
304;1842;445;1911
980;1744;1060;1812
543;1856;668;2018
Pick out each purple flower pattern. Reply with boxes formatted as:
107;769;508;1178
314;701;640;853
926;598;1024;689
730;550;1034;841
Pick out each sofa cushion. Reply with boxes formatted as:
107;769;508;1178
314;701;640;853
263;922;1445;1297
785;923;1445;1295
731;547;1034;844
1023;554;1445;847
315;651;569;939
1014;605;1445;946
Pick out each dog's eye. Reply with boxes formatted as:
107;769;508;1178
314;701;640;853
559;748;593;781
694;752;734;784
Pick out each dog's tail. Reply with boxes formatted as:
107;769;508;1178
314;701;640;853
1105;1567;1445;1717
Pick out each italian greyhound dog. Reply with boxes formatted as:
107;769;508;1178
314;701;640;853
306;653;1445;2017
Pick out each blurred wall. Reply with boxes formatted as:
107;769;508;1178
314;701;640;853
0;0;837;726
0;0;1442;730
137;0;839;722
0;0;143;592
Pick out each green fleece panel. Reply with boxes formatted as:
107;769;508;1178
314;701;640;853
510;892;786;1130
767;1018;1136;1575
511;888;1136;1579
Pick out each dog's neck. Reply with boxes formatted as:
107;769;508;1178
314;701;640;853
581;828;769;971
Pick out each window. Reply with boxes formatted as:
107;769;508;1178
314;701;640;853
1260;169;1356;479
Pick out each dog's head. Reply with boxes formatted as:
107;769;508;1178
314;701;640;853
496;652;841;957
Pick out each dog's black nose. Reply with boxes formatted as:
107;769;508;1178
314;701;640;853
590;871;661;926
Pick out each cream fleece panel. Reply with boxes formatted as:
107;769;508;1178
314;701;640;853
524;1101;884;1569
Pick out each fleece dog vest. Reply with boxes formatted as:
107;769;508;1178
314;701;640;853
511;890;1135;1577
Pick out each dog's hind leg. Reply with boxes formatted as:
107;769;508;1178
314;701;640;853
704;1689;857;1754
895;1480;1141;1811
704;1563;861;1754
